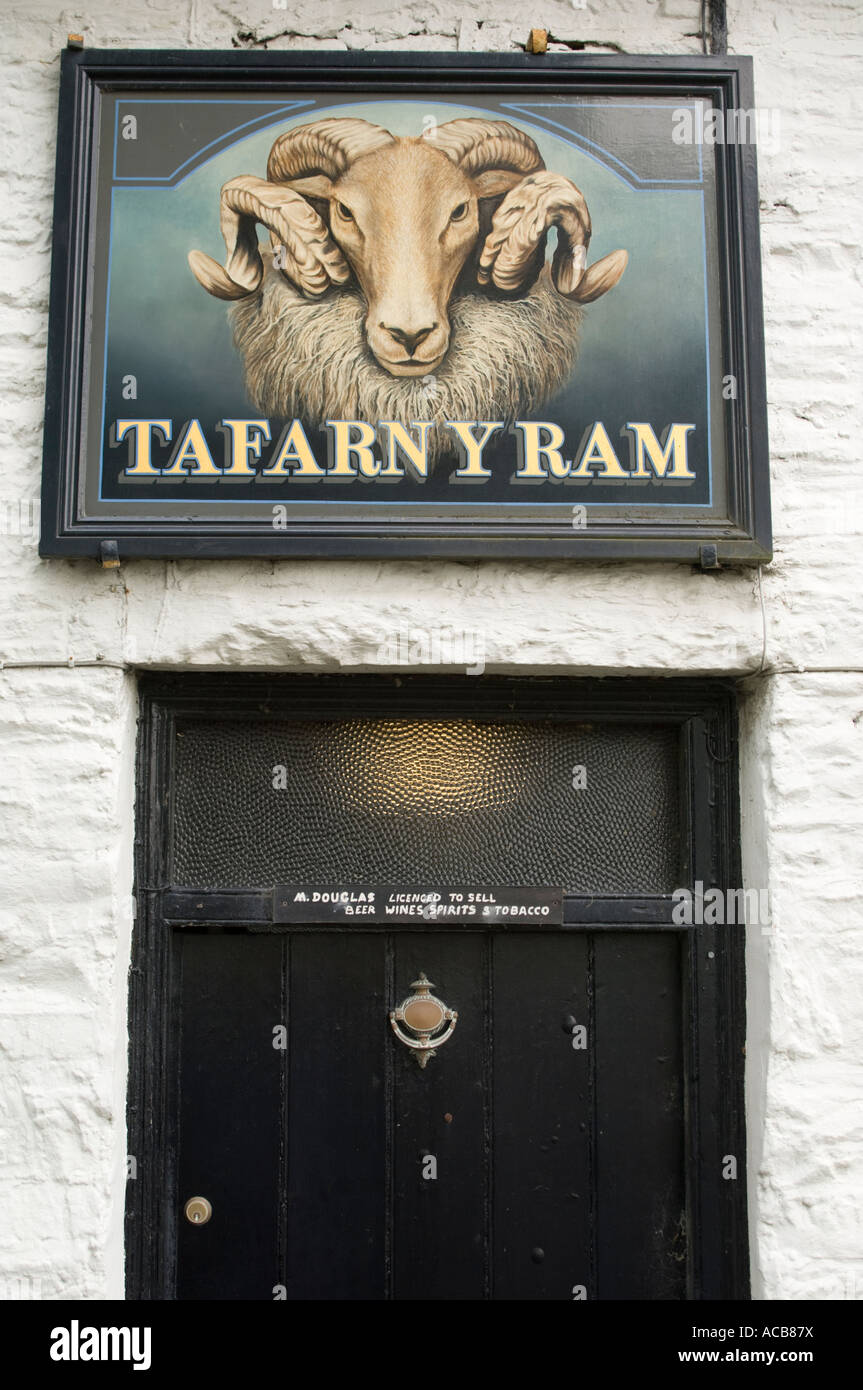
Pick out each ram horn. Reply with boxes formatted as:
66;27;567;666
267;117;396;183
425;118;545;180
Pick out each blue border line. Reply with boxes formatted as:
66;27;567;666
97;97;715;511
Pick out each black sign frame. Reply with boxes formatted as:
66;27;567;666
40;48;771;562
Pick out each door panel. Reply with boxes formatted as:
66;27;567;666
285;933;388;1300
594;934;686;1299
493;934;591;1301
176;933;282;1300
391;932;487;1301
174;927;685;1300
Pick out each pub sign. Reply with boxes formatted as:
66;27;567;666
40;50;771;561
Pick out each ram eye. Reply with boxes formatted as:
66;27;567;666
450;202;469;222
336;203;354;222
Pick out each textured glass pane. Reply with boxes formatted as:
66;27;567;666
172;718;680;893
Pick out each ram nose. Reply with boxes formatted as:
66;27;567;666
367;314;451;377
383;322;437;356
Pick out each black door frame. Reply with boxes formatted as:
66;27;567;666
126;673;749;1300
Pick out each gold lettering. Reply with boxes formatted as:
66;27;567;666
160;419;221;476
449;421;503;480
514;422;569;480
378;422;431;481
261;420;325;478
117;419;171;476
626;422;696;480
326;421;380;477
221;418;271;476
570;422;629;479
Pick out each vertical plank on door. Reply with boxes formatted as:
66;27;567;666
594;932;686;1299
493;933;591;1300
286;932;387;1299
177;932;283;1300
391;933;487;1300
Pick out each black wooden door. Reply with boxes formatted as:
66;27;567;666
127;676;749;1301
174;926;685;1300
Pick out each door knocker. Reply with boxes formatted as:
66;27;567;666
390;973;457;1068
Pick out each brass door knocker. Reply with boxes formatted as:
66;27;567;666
389;973;457;1068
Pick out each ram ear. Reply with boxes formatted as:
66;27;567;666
287;174;335;200
473;169;528;199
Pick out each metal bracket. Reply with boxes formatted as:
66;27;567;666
699;544;721;571
99;539;120;569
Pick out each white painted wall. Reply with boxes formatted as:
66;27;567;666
0;0;860;1301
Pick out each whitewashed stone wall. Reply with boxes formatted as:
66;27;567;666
0;0;860;1301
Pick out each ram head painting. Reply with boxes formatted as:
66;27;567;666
188;116;628;462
